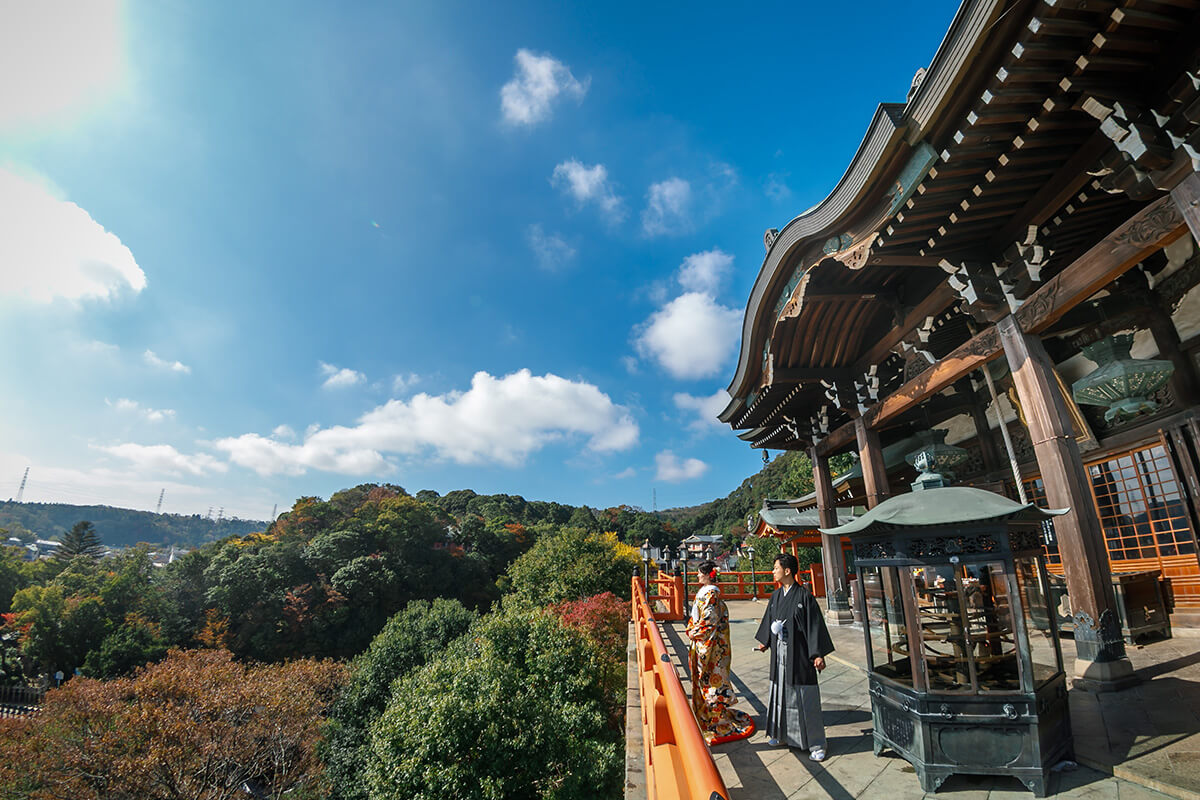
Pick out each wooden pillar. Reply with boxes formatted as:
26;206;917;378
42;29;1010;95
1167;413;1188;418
854;417;890;509
1147;302;1200;407
812;449;853;624
958;377;1002;474
1170;171;1200;245
997;315;1136;691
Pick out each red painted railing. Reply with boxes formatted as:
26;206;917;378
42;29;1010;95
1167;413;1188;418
631;576;729;800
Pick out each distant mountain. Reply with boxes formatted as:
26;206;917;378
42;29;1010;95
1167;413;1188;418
0;501;268;550
660;450;813;542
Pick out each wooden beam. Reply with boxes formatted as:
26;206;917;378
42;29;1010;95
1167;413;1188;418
803;291;879;303
855;418;890;509
1170;170;1200;244
772;367;853;384
812;449;853;623
817;193;1188;457
987;130;1113;251
865;254;947;268
853;284;958;374
998;315;1134;687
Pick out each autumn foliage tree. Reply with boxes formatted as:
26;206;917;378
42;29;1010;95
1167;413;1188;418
0;648;347;800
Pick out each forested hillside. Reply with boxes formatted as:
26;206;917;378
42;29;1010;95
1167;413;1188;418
0;500;267;549
0;482;637;799
663;450;855;544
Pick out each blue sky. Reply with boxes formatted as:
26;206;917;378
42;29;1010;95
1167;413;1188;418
0;1;958;521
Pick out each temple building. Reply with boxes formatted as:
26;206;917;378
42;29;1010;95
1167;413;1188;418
720;0;1200;692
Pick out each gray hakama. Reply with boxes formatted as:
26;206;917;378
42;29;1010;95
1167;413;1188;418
756;583;835;750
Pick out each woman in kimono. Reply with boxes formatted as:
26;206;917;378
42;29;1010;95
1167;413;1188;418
754;552;835;760
685;560;755;745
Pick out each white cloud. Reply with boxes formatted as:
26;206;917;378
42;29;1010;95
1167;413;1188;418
143;349;190;374
655;450;708;482
320;361;365;389
0;0;125;130
215;369;639;477
551;159;624;220
391;373;421;395
500;49;588;126
526;224;576;271
765;172;791;201
635;292;741;379
95;443;227;476
271;424;296;440
642;178;692;236
674;389;730;432
613;466;637;480
0;168;146;303
621;356;639;375
676;249;733;295
107;397;176;423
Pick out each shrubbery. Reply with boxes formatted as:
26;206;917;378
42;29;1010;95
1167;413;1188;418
503;528;638;608
365;606;623;800
323;598;477;800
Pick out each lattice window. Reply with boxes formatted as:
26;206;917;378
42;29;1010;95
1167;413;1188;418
1087;445;1195;561
1026;444;1196;568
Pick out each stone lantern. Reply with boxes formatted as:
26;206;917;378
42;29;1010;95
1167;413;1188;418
821;487;1073;795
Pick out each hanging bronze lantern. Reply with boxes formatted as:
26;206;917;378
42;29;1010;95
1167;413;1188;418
1071;334;1174;422
904;429;970;491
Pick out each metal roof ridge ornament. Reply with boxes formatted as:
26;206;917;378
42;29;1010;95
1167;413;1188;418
1070;333;1175;422
763;228;779;252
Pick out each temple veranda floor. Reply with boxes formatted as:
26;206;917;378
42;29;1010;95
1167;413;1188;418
628;598;1200;800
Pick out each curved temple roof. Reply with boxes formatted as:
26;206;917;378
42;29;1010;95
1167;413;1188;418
720;0;1200;458
722;0;1008;420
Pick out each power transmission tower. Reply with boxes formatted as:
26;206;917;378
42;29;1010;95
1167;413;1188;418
652;488;657;513
206;507;213;520
271;504;278;520
15;467;29;502
156;489;165;514
216;507;224;523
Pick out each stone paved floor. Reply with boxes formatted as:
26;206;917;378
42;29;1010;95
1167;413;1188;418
655;599;1198;799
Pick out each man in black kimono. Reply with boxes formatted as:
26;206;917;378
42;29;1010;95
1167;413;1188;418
754;552;835;760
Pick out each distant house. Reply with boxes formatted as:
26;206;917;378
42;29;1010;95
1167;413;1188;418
32;539;61;559
680;534;724;559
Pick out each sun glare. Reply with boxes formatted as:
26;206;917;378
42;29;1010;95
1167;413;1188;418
0;0;126;130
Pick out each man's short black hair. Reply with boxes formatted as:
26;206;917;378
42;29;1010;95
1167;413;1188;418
773;552;799;575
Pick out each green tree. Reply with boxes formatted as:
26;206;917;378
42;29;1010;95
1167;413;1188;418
366;607;621;800
503;528;637;608
56;521;103;560
0;545;33;613
81;613;168;678
566;505;601;532
323;599;477;800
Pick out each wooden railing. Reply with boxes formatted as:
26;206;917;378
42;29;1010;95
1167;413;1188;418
0;685;44;719
631;576;729;800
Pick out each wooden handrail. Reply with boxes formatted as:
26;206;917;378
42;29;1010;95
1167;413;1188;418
631;576;730;800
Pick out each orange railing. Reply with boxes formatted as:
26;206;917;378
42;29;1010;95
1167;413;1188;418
631;575;730;800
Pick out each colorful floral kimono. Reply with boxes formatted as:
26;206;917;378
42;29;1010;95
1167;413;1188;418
685;584;755;745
